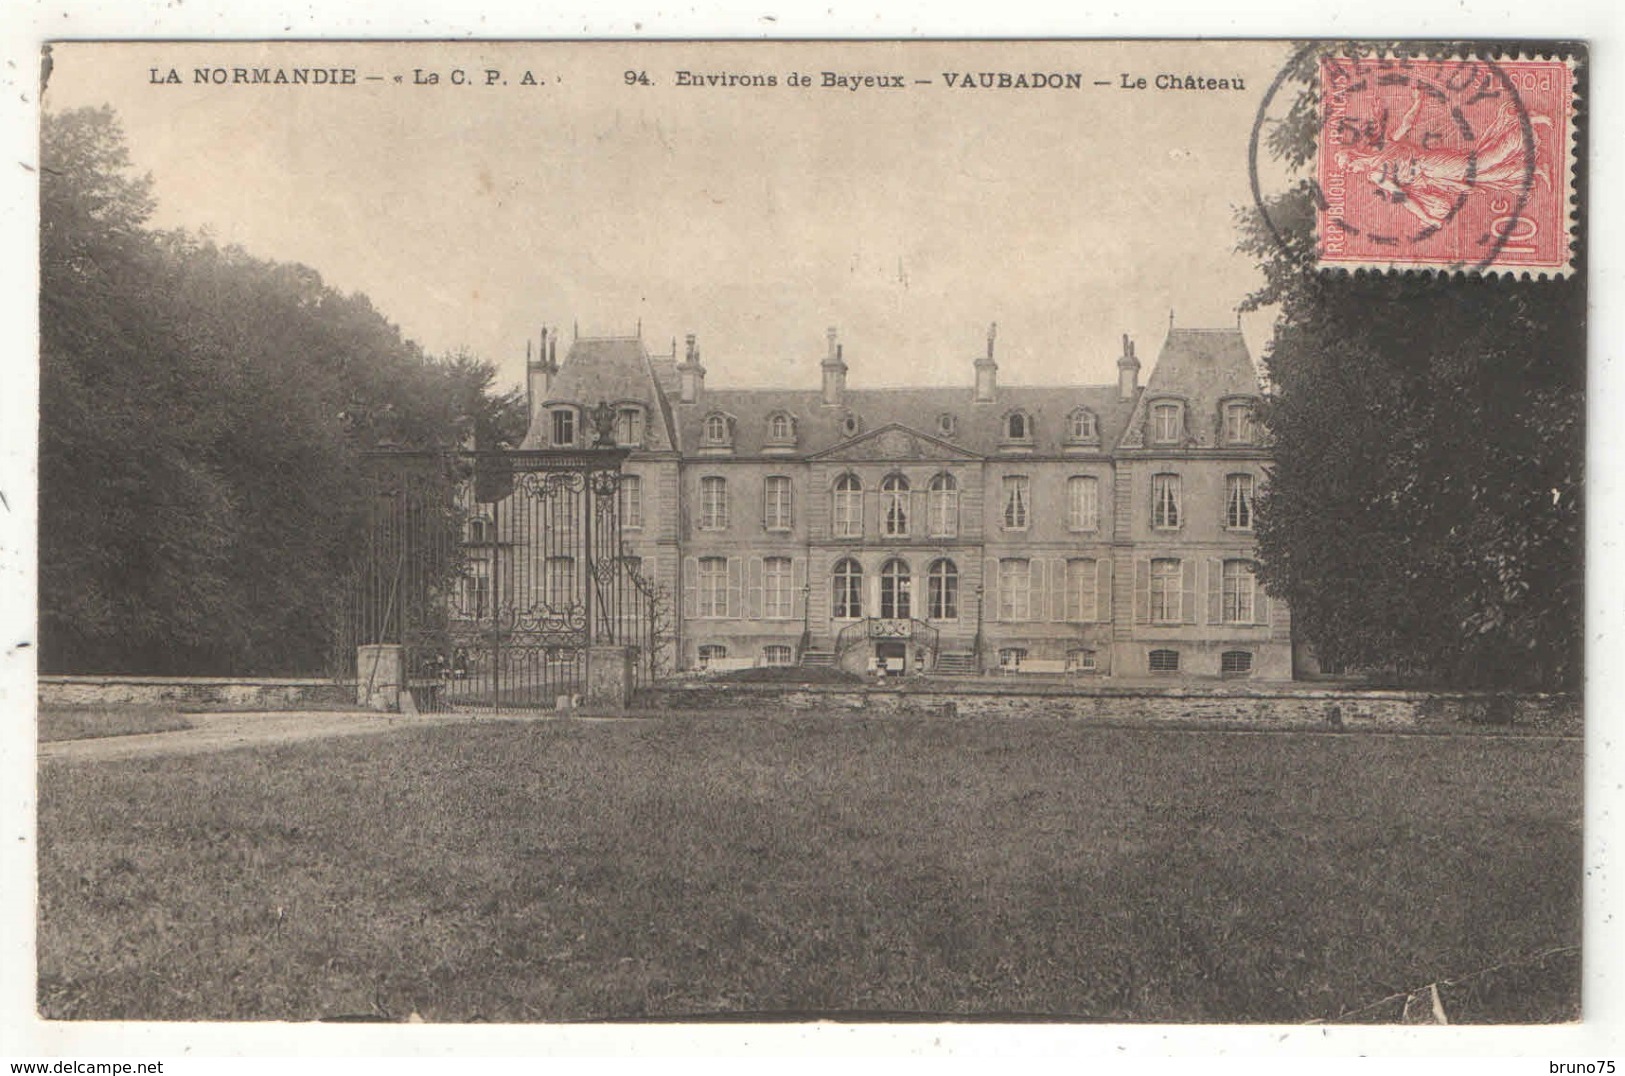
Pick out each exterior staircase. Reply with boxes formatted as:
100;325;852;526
933;651;978;676
800;649;837;668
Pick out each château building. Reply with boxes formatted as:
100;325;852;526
516;320;1291;680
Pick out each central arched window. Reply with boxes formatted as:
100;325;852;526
703;412;731;446
768;411;794;442
927;559;959;620
881;474;910;536
832;473;863;538
928;472;959;537
880;558;912;619
1068;408;1099;442
833;557;863;619
1005;409;1033;441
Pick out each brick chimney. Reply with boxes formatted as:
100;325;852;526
974;322;998;403
1117;333;1141;401
821;327;847;407
527;327;558;423
677;333;705;404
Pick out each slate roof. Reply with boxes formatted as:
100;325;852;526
1117;329;1263;450
523;328;1261;459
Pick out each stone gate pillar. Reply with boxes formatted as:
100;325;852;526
357;644;405;711
584;644;634;711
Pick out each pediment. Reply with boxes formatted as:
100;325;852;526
810;422;982;462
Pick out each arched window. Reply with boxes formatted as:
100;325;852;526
1005;410;1032;441
880;558;912;619
1069;408;1098;441
833;558;863;619
1067;475;1099;532
928;472;959;537
1222;560;1257;624
703;413;730;445
768;412;794;442
1149;648;1180;673
1151;401;1183;444
881;473;910;536
832;473;863;538
467;517;491;544
927;559;959;620
1221;650;1254;676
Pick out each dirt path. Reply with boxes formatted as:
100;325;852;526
38;709;556;764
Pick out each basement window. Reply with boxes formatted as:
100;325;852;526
1221;650;1254;676
1149;648;1180;674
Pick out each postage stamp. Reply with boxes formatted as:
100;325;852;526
1316;55;1576;274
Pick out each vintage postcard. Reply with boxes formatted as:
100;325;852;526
17;36;1593;1060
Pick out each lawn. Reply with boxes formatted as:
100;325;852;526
36;713;1582;1023
37;705;195;743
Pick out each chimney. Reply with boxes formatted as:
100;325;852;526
677;332;705;404
1117;333;1141;401
528;327;558;420
974;322;998;403
821;327;847;407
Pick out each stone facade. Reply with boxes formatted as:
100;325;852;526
519;321;1291;681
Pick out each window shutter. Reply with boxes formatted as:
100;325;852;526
792;557;807;620
788;480;796;529
1060;560;1076;622
984;558;1000;624
1181;559;1198;624
727;557;744;619
682;556;698;619
747;556;764;620
1134;558;1150;624
761;480;771;531
1094;559;1110;623
1050;559;1067;621
1030;560;1045;622
1259;585;1272;628
1207;558;1224;625
908;488;923;536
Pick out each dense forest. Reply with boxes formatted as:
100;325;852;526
39;106;524;675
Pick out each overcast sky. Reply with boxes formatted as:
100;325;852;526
45;39;1295;393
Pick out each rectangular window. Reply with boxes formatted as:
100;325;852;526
1066;558;1098;622
1002;475;1030;531
699;476;728;530
616;407;643;447
1152;402;1181;444
764;476;794;531
697;644;727;669
1067;475;1099;532
763;556;793;619
1150;557;1181;623
999;558;1031;621
1222;560;1256;624
999;647;1028;671
1067;648;1098;672
833;479;863;538
929;479;959;538
697;557;727;618
1152;473;1182;530
763;644;794;667
619;475;643;529
551;409;575;446
464;559;490;619
1224;403;1255;445
1226;474;1254;530
1149;648;1180;673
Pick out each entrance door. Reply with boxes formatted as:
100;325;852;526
876;640;907;676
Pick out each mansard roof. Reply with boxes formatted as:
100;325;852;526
674;384;1134;459
1117;328;1263;450
520;336;678;452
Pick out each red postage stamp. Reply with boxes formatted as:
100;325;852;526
1317;55;1575;274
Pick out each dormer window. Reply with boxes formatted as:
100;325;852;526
703;412;732;447
551;407;576;447
1003;409;1034;443
938;413;958;437
767;411;795;443
615;406;644;447
467;517;492;544
841;413;862;438
1067;408;1099;443
1223;400;1257;445
1150;401;1183;445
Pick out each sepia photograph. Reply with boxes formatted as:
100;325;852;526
9;28;1604;1058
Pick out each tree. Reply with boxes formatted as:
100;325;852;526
1238;45;1584;690
39;107;519;675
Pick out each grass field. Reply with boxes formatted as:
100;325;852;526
37;713;1581;1023
37;705;195;743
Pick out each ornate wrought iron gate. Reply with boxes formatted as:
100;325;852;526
339;449;663;711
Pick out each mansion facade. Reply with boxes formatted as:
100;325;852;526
516;321;1291;680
